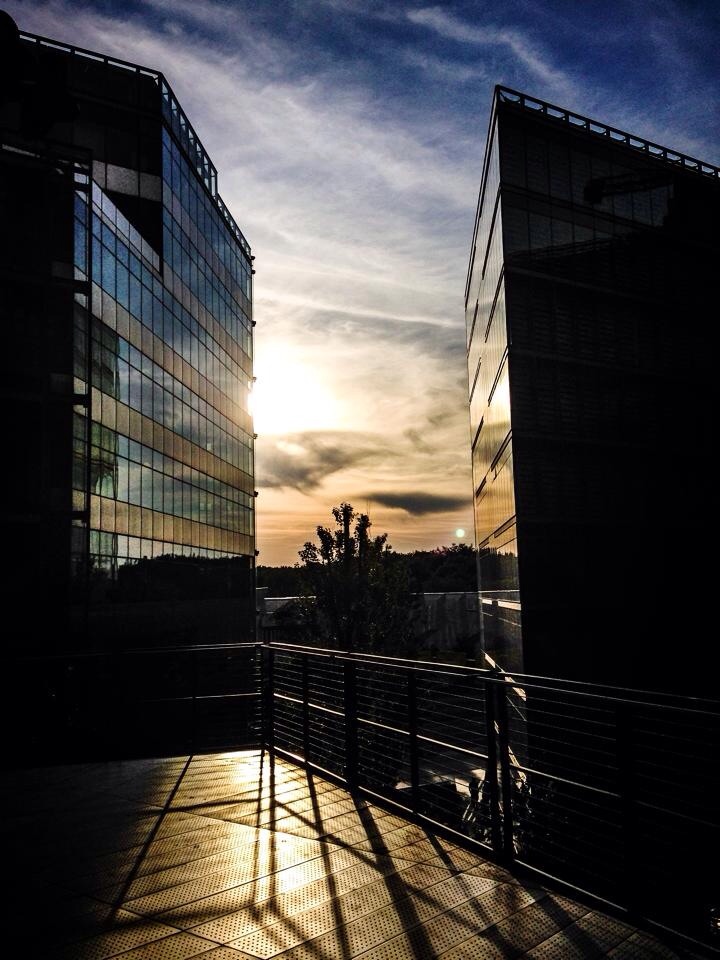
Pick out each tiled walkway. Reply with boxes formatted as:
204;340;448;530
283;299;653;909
2;751;704;959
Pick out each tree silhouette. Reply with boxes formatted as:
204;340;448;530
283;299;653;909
297;502;415;653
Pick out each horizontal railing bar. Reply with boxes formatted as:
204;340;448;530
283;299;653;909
15;642;261;661
265;643;720;710
510;763;621;799
416;733;490;761
138;692;260;704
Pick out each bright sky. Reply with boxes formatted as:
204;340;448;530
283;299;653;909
8;0;719;564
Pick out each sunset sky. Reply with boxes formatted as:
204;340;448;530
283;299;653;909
7;0;719;564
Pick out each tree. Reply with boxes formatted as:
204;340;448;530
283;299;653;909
297;503;416;653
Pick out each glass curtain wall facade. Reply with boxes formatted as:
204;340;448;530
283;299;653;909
465;109;522;672
1;27;255;651
466;88;719;692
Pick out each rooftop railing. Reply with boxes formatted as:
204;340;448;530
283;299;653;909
19;31;251;258
10;641;719;951
496;86;720;181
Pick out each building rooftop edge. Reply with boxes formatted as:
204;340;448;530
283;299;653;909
494;85;720;182
18;29;252;259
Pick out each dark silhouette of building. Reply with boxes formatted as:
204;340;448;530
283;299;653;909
466;87;719;693
1;14;256;652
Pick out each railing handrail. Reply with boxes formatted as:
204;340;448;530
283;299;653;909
495;85;720;182
263;641;720;710
13;642;261;662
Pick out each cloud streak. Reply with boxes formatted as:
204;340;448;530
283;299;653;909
406;5;575;98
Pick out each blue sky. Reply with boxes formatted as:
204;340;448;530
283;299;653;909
7;0;719;562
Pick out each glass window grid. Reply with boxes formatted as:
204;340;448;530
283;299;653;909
91;186;251;403
90;319;252;472
92;211;251;415
475;449;516;547
467;120;520;604
73;189;89;281
499;120;673;229
163;190;251;325
89;420;253;534
91;179;161;271
81;137;254;581
163;136;251;339
89;529;245;577
163;130;251;300
162;214;252;367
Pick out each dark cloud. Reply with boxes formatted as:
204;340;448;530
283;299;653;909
367;490;468;515
257;431;396;492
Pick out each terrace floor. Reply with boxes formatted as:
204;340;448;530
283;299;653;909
2;750;705;959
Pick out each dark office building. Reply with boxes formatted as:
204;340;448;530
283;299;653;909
1;19;256;653
466;88;718;693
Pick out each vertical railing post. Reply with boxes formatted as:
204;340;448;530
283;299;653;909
484;675;503;855
344;658;358;790
496;679;515;862
190;647;198;753
616;698;638;917
263;645;275;755
301;653;310;764
408;670;420;813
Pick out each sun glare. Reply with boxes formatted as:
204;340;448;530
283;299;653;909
251;351;341;435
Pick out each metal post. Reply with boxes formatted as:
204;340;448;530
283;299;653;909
496;679;515;862
301;653;310;764
408;670;420;813
484;676;503;855
616;699;638;917
344;658;358;790
263;646;274;755
190;646;198;752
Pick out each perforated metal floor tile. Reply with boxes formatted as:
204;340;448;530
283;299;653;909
53;918;181;960
440;895;589;959
604;931;703;959
522;911;635;959
337;883;544;960
97;931;218;959
9;751;697;959
155;846;401;929
191;858;455;946
197;948;262;960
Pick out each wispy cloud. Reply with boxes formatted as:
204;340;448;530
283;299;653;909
406;5;575;98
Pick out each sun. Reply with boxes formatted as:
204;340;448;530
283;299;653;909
250;349;341;436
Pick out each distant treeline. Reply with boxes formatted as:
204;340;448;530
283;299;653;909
258;544;478;596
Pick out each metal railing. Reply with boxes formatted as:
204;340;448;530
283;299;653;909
262;643;720;951
10;640;718;948
496;86;720;181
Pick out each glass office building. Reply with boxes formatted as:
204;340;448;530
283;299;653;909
466;88;719;691
1;24;255;651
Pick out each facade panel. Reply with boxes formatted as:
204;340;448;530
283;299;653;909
465;106;521;672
